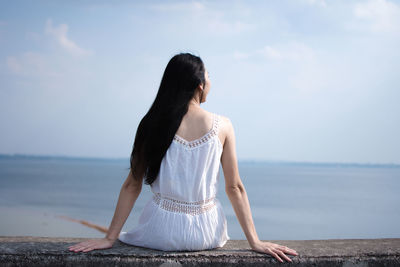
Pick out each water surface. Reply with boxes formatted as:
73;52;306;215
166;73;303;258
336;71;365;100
0;155;399;240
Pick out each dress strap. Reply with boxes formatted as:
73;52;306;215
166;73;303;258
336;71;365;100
212;113;220;135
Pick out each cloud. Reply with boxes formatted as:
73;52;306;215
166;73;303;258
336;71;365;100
233;51;250;60
256;41;316;61
353;0;400;33
258;46;282;60
206;19;254;35
6;52;62;78
5;18;94;91
232;41;328;95
6;57;22;74
150;1;205;12
232;41;317;62
148;1;255;35
45;18;93;56
261;43;324;95
302;0;327;7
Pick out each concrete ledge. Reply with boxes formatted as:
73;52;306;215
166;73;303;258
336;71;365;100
0;236;399;266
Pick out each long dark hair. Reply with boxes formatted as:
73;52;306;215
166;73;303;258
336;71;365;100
130;53;206;186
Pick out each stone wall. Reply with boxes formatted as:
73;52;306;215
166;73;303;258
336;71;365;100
0;236;399;266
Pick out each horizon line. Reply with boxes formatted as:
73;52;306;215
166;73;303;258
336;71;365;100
0;153;399;168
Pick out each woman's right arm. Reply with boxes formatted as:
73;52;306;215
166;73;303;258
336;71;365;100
220;116;298;263
68;170;143;253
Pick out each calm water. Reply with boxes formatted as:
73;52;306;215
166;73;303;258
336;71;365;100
0;155;399;240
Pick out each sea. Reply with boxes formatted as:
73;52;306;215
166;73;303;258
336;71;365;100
0;154;399;241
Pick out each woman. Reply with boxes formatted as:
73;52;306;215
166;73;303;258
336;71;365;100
68;52;298;263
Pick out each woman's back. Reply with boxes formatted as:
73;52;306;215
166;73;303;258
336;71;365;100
175;109;223;146
152;109;223;201
118;108;231;251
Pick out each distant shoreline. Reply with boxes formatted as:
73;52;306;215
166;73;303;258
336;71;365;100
1;153;399;168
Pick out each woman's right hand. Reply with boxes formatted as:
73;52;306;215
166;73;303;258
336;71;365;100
68;237;116;253
250;240;298;263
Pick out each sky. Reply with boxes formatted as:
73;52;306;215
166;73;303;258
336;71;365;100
0;0;399;164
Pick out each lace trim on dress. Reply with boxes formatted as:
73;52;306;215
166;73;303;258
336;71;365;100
173;113;220;149
152;192;216;216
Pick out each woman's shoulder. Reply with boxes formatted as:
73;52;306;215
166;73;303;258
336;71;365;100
213;112;231;128
211;112;234;149
200;109;233;133
207;112;234;143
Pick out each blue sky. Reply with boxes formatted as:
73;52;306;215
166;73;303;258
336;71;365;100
0;0;399;164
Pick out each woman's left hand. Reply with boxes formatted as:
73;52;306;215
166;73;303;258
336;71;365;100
68;237;116;253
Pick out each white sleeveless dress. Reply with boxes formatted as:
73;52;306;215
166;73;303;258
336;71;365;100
118;112;230;251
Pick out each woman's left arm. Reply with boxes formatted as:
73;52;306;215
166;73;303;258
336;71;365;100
68;171;143;253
